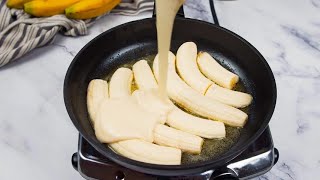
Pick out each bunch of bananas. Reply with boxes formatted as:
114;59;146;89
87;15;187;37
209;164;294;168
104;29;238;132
6;0;121;19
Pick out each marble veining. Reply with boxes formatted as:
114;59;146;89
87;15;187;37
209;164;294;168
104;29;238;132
0;120;32;154
1;0;320;179
281;25;320;53
270;41;320;78
51;43;77;57
296;93;310;135
184;0;213;23
311;0;320;8
279;163;295;180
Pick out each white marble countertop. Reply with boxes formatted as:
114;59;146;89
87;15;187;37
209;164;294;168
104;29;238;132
1;0;319;179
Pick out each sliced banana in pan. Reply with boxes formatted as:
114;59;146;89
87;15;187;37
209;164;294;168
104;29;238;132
87;79;109;123
154;124;203;154
133;60;158;90
206;84;252;108
110;139;182;165
167;110;225;139
153;52;248;127
197;51;239;89
176;42;212;94
132;60;226;138
176;42;252;108
132;61;205;153
89;69;182;165
109;67;133;99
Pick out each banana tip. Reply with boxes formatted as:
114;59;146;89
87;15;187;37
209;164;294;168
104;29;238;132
23;3;32;12
6;3;13;8
65;7;73;14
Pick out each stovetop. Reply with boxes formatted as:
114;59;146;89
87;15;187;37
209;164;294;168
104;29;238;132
72;127;279;180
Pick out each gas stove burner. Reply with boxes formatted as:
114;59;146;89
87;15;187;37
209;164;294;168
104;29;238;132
72;127;279;180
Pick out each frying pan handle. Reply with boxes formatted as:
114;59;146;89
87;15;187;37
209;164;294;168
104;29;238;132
152;3;185;18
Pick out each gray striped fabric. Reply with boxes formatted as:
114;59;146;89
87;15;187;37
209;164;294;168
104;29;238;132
113;0;153;15
0;0;153;67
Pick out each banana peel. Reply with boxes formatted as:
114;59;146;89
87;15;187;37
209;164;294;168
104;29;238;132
6;0;33;9
24;0;81;17
65;0;121;19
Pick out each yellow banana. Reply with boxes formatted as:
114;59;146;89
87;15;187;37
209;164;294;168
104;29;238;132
6;0;33;9
132;60;226;138
24;0;81;17
87;79;109;123
153;52;248;127
65;0;121;19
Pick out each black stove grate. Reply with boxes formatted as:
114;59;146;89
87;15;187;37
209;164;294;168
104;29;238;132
72;127;278;180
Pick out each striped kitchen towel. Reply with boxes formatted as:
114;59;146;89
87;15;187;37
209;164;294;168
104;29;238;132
0;0;153;67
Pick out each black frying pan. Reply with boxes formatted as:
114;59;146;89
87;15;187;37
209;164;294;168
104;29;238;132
64;6;276;176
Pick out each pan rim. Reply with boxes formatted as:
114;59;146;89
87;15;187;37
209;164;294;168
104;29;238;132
64;17;277;175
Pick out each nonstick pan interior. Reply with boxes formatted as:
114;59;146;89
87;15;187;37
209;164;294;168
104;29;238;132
64;17;276;176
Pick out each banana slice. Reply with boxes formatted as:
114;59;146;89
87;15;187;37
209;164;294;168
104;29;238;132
87;79;109;123
154;124;203;154
197;52;239;89
176;43;252;108
110;139;181;165
176;42;212;94
132;59;226;137
167;110;225;139
153;52;248;127
133;60;158;90
206;84;253;108
109;68;133;99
